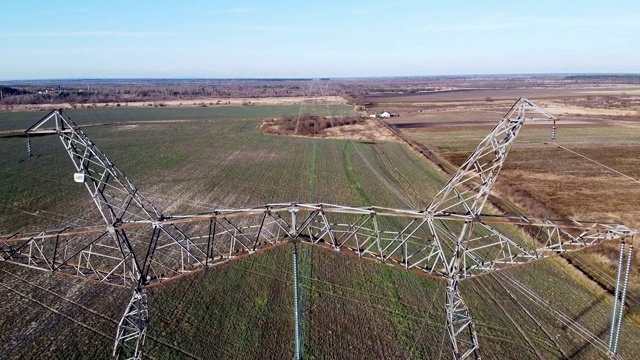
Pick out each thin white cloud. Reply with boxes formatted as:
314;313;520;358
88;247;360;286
35;8;88;15
227;7;256;14
412;14;640;34
211;7;259;14
429;21;519;32
0;31;174;37
432;15;640;32
240;25;297;32
350;4;393;16
535;15;640;28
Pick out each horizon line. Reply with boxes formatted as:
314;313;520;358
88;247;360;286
2;72;640;83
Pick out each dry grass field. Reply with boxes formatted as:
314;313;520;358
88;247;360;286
2;90;640;359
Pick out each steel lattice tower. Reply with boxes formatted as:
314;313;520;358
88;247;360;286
2;99;636;359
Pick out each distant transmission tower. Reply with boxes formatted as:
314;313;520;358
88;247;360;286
2;99;636;360
294;79;335;134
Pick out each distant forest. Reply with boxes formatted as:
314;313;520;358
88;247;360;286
1;74;639;108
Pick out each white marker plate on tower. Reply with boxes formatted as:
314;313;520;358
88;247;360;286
74;172;85;183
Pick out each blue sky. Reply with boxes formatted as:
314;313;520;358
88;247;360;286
1;0;638;79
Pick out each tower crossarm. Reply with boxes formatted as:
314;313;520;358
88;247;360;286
5;206;635;284
460;219;637;278
0;227;137;286
2;203;448;284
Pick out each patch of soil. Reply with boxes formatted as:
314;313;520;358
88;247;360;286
260;114;397;142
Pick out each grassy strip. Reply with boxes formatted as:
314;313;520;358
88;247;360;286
341;141;371;206
308;141;318;202
374;269;425;358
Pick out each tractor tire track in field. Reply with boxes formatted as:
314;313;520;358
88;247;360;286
308;141;318;202
0;270;116;358
341;141;371;205
473;276;547;360
0;268;200;359
371;143;426;207
0;281;112;354
351;141;416;208
488;273;571;359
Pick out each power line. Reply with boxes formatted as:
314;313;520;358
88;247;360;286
552;141;640;185
0;281;113;340
494;271;617;358
0;268;196;360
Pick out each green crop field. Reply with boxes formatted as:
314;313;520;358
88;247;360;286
0;104;355;132
1;105;639;359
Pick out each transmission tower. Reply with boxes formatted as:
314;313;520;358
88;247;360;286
1;99;636;359
294;79;337;134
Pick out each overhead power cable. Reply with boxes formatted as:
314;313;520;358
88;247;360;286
495;271;616;358
552;141;640;185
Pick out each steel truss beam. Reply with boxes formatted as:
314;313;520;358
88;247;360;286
5;205;633;284
2;205;635;359
2;101;637;359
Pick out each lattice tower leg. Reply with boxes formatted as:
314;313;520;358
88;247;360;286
446;279;481;360
113;287;148;360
